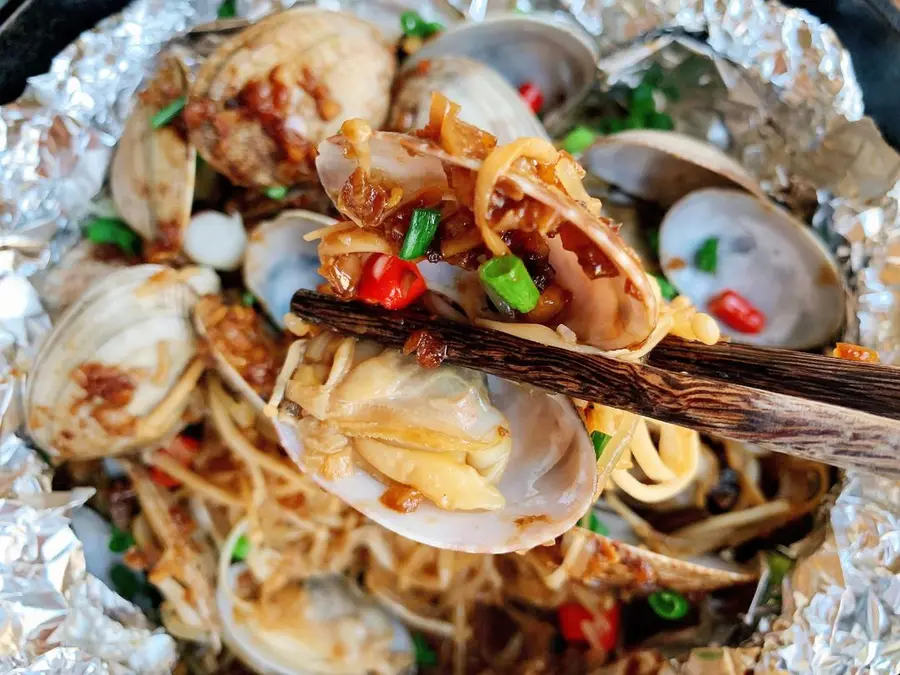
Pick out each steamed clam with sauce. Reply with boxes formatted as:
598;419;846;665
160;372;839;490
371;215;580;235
581;129;845;349
26;266;210;460
184;7;396;189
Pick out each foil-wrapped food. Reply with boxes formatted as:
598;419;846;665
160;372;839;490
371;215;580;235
1;1;899;674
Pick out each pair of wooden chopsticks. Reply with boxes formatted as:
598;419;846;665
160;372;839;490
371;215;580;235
290;290;900;479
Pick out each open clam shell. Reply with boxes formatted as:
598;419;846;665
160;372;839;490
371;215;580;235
581;130;766;208
659;188;844;348
271;334;600;554
26;266;206;460
535;521;756;593
389;57;548;142
406;12;598;134
111;55;196;261
185;7;396;188
217;522;414;675
243;210;336;329
315;129;658;353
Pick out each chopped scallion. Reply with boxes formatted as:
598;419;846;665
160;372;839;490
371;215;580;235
399;208;440;260
695;237;719;274
232;534;250;562
654;274;677;301
217;0;236;18
647;227;660;256
264;186;288;200
767;551;792;587
648;112;674;130
151;96;186;130
400;11;442;38
83;217;140;256
591;430;611;459
109;563;141;601
108;526;135;553
413;633;437;666
563;125;598;155
648;589;689;620
587;512;609;536
478;255;540;314
241;291;256;307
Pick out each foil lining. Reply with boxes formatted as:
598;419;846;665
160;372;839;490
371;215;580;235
0;0;898;673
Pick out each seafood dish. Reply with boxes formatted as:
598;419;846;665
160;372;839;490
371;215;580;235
32;5;864;675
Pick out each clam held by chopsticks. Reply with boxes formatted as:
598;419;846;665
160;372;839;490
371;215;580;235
26;265;210;460
184;7;396;189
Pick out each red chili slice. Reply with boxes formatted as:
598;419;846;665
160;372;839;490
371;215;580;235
518;82;544;114
707;289;765;334
149;435;201;488
357;254;426;310
558;601;620;652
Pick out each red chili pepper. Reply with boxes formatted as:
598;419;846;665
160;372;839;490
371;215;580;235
357;254;426;310
518;82;544;114
707;289;766;334
149;435;201;488
558;601;620;652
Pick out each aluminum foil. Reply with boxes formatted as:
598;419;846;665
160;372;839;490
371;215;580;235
0;0;899;673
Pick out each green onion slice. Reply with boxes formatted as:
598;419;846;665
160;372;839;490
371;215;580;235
241;291;256;307
264;186;288;200
695;237;719;274
412;633;437;666
109;563;141;601
151;96;186;130
400;208;441;260
217;0;236;18
587;512;609;536
478;255;540;314
108;526;136;553
591;430;611;459
767;551;792;587
648;589;689;620
563;125;598;155
654;274;677;301
83;217;140;256
232;534;250;562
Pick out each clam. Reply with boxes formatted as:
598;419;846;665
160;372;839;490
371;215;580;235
332;0;458;43
406;12;598;133
243;210;337;328
270;330;604;554
581;130;766;208
659;188;845;348
26;266;208;460
184;7;396;189
389;57;548;142
217;521;415;675
314;123;659;355
111;54;196;262
183;210;247;271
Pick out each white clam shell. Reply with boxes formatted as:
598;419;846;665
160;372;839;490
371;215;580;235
659;188;844;349
275;375;598;554
406;12;598;133
389;57;548;142
217;523;414;675
187;7;396;188
26;266;202;459
183;210;247;271
337;0;458;43
581;130;766;207
111;55;196;247
243;210;336;328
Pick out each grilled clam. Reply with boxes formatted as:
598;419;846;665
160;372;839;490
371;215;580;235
389;57;548;142
111;55;196;263
218;521;414;675
243;210;337;328
26;266;209;460
184;7;396;189
407;12;598;133
659;188;844;349
314;113;660;355
270;328;629;554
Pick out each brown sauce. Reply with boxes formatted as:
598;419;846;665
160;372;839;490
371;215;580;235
379;484;425;513
402;330;448;369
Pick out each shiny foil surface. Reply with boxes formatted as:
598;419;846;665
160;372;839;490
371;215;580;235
0;0;898;673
